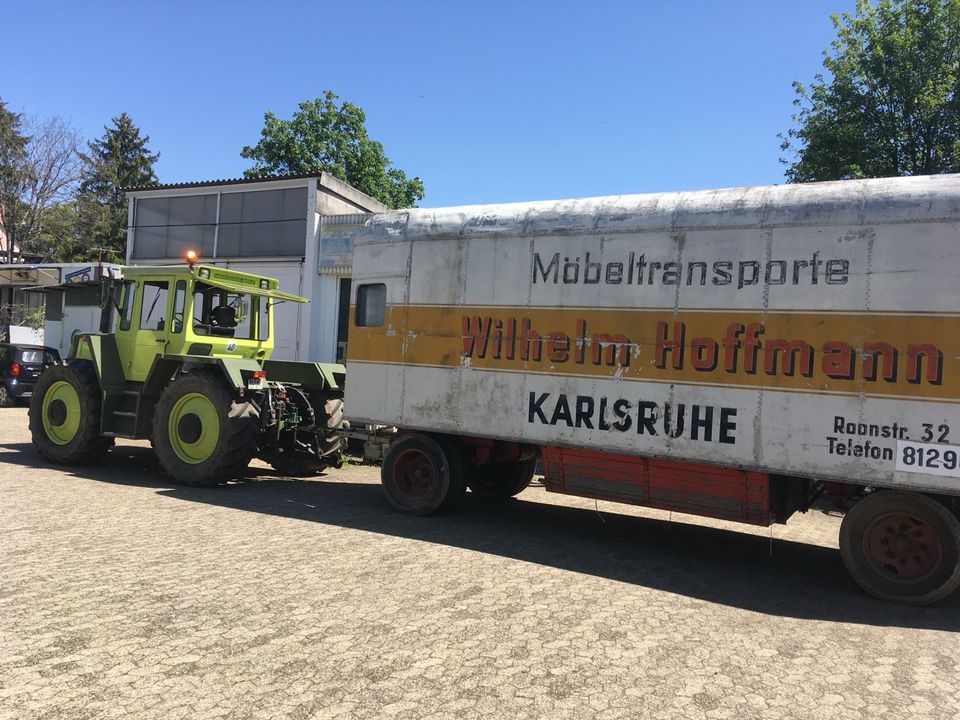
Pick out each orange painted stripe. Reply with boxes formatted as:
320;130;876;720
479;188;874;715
348;305;960;401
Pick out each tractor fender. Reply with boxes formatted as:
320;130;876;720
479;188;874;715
260;360;345;393
143;355;263;396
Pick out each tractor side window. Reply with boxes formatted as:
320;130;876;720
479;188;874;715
119;281;136;331
140;281;169;331
172;281;186;333
356;283;386;327
256;298;269;341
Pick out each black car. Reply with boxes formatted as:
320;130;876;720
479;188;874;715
0;343;61;407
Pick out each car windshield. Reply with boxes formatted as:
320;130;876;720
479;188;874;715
18;349;58;364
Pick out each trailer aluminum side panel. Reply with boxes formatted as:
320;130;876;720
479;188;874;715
346;175;960;496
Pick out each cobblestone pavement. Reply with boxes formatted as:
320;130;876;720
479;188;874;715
1;406;958;720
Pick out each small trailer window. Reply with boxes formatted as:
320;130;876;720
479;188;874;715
356;283;386;327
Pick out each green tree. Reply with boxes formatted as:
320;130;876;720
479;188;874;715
37;202;85;262
0;99;80;264
241;92;424;209
77;113;159;261
0;100;29;264
782;0;960;182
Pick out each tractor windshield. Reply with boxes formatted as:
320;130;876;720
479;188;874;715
191;282;268;340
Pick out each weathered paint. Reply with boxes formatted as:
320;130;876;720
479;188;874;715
345;174;960;496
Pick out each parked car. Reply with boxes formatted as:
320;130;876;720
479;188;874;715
0;344;61;407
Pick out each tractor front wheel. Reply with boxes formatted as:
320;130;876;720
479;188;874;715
152;371;259;486
29;360;113;464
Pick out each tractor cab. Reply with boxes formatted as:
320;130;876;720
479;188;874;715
110;263;306;382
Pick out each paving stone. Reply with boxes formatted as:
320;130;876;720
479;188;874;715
1;406;958;719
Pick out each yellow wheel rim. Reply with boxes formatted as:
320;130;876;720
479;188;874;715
41;381;82;445
168;392;220;464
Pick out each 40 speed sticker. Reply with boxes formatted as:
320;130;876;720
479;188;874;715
896;440;960;478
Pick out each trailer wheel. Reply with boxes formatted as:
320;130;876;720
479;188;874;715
840;491;960;605
468;458;536;499
29;361;113;464
381;433;466;515
152;371;259;486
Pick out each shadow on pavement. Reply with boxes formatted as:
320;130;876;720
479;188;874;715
4;441;959;629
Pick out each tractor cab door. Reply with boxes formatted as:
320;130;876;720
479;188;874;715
117;277;178;382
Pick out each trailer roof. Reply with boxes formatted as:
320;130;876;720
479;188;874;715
361;174;960;241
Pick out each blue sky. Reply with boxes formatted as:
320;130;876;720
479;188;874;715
6;1;854;207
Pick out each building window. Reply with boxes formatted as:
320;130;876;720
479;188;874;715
356;283;386;327
133;195;218;259
217;188;307;257
131;186;308;260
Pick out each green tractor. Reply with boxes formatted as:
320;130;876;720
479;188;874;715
29;262;345;485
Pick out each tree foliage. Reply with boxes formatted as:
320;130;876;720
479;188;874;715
782;0;960;182
77;113;159;261
241;92;424;209
0;99;81;263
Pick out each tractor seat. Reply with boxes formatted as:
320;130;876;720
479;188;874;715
208;305;237;337
210;305;237;328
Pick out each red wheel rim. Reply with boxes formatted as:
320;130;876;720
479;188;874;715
392;448;437;501
863;510;944;583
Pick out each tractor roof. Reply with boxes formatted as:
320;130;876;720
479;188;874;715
122;264;308;303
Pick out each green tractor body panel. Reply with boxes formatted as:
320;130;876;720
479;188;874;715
261;360;345;392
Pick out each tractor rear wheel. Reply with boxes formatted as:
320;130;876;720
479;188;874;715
152;371;259;487
268;395;344;477
29;360;114;464
468;458;537;499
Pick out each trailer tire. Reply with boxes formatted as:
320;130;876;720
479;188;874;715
152;371;258;487
840;490;960;605
29;360;113;464
381;433;466;515
468;458;536;499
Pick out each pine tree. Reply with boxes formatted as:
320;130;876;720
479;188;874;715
77;113;159;260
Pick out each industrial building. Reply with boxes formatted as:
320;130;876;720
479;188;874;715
125;173;388;362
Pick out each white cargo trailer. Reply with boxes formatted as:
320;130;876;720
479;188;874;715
345;174;960;604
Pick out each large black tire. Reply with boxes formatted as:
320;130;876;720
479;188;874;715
29;360;113;464
0;384;14;407
381;433;466;515
840;490;960;605
152;371;259;487
468;458;536;500
268;395;344;477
